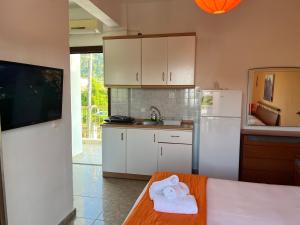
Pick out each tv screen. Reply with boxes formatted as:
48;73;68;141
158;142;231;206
0;60;63;131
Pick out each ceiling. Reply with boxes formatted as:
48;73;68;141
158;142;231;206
69;1;96;20
69;0;103;34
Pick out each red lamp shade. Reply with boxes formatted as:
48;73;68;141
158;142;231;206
195;0;241;14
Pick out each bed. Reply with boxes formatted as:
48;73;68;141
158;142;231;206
247;114;266;126
124;173;300;225
248;102;281;126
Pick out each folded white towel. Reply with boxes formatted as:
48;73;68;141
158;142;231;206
178;182;190;196
162;186;177;200
153;194;198;214
149;175;179;200
162;182;190;200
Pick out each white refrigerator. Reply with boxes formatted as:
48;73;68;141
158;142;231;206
198;90;242;180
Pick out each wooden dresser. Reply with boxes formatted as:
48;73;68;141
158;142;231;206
240;129;300;185
295;155;300;186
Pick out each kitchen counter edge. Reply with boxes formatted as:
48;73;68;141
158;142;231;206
101;123;193;131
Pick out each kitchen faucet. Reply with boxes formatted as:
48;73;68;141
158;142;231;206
149;106;162;122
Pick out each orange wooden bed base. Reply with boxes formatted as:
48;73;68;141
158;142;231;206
123;172;208;225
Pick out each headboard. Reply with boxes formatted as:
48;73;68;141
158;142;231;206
255;101;281;126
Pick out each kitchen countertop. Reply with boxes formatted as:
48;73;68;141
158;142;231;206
101;122;193;131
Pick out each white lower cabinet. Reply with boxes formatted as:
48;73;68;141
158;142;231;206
126;129;158;175
102;127;126;173
102;127;193;175
158;143;192;173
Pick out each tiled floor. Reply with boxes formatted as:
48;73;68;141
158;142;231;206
73;143;102;165
69;164;147;225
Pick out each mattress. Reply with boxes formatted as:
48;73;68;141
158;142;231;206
125;178;300;225
247;115;266;126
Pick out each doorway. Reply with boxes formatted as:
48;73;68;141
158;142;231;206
70;46;108;165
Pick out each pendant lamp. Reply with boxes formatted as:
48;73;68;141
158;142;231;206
195;0;241;14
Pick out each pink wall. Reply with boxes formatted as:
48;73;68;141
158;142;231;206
0;0;73;225
123;0;300;125
90;0;123;26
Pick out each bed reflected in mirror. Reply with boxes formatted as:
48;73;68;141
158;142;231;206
247;68;300;127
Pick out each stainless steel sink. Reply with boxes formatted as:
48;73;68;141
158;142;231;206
135;120;161;125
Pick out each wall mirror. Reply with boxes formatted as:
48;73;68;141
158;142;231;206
247;67;300;127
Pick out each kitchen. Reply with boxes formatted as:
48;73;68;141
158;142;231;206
101;32;242;180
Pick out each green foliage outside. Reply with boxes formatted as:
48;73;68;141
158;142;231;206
80;53;104;78
80;53;108;139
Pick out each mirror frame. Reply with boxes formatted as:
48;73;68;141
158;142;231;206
247;67;300;128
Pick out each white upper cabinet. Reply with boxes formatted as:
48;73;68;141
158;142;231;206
104;38;141;86
142;38;168;85
126;129;159;175
167;36;196;86
104;34;196;87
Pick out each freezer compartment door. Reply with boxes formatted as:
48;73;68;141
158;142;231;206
199;117;241;180
200;90;242;117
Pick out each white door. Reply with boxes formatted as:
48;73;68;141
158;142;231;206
142;38;168;85
200;90;242;117
102;128;126;173
158;143;192;173
167;36;195;86
104;39;141;86
127;129;158;175
199;117;241;180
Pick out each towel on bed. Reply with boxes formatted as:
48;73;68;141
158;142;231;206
123;172;208;225
154;193;198;214
162;182;190;200
149;175;179;200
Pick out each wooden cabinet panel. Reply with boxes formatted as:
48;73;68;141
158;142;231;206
240;134;300;185
158;143;192;173
243;145;298;160
295;156;300;186
142;38;168;85
241;169;294;185
104;34;196;87
243;135;300;147
167;36;195;86
104;39;141;86
158;130;192;144
242;158;294;172
126;129;159;175
102;128;126;173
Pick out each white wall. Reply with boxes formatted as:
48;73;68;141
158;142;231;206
71;55;83;157
69;26;128;47
0;1;73;225
122;0;300;128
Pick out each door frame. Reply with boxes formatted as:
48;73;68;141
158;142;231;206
69;45;111;116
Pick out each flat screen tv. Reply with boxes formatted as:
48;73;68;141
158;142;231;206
0;60;63;131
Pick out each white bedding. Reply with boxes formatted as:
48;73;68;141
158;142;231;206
125;178;300;225
247;115;266;126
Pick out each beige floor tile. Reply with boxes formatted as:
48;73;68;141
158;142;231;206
72;164;147;225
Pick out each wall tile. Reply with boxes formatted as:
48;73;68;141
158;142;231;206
110;88;197;121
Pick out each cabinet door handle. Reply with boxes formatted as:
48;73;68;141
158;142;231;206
121;133;124;141
171;135;180;138
162;72;165;81
136;72;139;82
161;147;163;156
170;72;172;81
154;134;156;142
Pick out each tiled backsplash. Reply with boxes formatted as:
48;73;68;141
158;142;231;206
111;88;198;121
